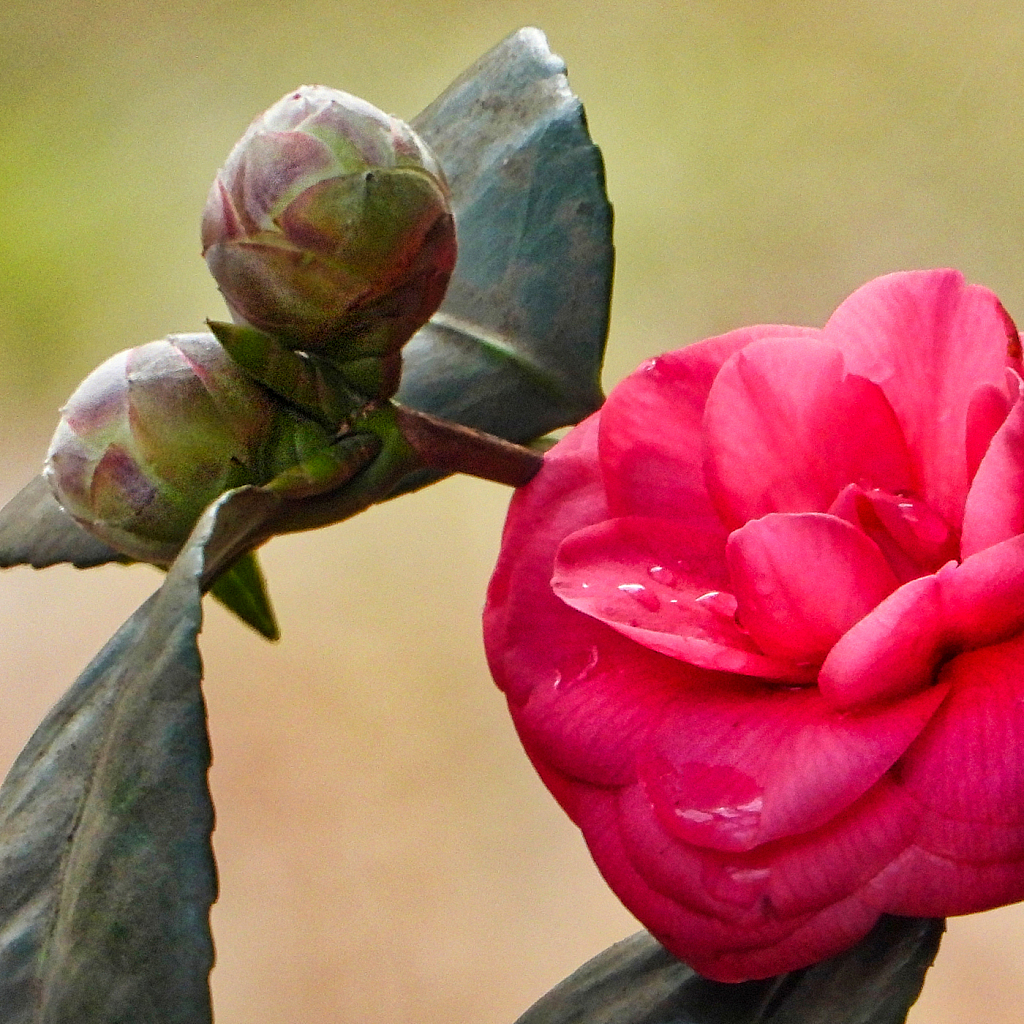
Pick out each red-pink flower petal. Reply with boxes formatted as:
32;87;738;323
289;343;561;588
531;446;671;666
965;376;1016;482
617;773;918;925
635;681;946;853
828;485;958;582
572;782;891;982
962;377;1024;557
820;534;1024;709
552;516;809;682
597;326;818;522
485;413;609;709
824;269;1015;527
572;784;809;956
865;845;1024;918
695;894;885;983
703;337;915;528
727;513;898;664
511;638;697;788
898;636;1024;828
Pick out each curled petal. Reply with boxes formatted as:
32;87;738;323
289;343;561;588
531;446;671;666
695;894;884;983
598;326;818;522
962;375;1024;557
827;485;957;582
896;635;1024;830
825;269;1015;527
552;516;808;682
617;775;918;924
727;513;898;664
820;534;1024;708
865;845;1024;918
572;783;889;982
703;337;914;528
965;374;1017;482
634;681;945;853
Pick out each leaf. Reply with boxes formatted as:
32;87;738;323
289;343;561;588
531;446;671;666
0;475;129;569
401;25;613;442
0;482;293;1022
207;550;279;640
514;918;944;1024
0;475;279;638
0;516;214;1021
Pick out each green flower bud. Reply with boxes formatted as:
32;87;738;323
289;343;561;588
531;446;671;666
201;85;457;392
44;333;279;564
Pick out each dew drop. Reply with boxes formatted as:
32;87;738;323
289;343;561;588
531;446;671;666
618;583;660;612
648;564;681;588
694;591;739;617
702;863;772;908
553;645;601;689
640;758;764;850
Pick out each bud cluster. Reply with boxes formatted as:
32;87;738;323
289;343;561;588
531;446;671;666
45;84;455;566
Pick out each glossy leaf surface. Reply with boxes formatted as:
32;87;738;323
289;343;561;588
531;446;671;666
402;25;612;441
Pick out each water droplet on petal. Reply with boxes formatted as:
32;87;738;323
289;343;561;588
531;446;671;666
641;758;764;851
701;863;772;909
553;645;601;690
648;564;681;588
573;646;600;684
694;591;739;617
618;583;660;612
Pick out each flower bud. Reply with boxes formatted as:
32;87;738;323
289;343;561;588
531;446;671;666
201;85;457;380
44;333;278;564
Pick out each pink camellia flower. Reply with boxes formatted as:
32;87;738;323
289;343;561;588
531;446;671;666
484;269;1024;982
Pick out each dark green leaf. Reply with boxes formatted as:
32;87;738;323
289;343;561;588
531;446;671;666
0;475;279;638
0;483;295;1021
0;518;214;1021
401;25;613;442
207;549;279;640
515;918;943;1024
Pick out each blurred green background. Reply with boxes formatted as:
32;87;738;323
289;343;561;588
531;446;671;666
2;1;1024;1020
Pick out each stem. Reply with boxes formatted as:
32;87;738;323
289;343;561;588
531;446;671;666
392;405;544;487
196;402;547;591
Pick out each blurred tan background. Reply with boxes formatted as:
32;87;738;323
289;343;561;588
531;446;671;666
2;1;1024;1020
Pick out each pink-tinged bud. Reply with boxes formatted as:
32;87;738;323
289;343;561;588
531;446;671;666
201;85;457;383
44;333;278;564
